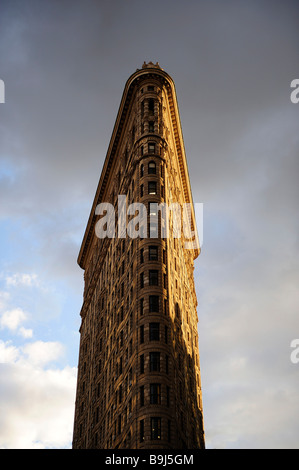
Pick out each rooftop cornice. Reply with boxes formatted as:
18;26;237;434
78;64;199;269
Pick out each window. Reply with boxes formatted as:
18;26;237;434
149;295;159;312
148;142;155;154
140;419;145;442
149;121;154;132
140;184;144;197
150;352;160;371
148;98;155;113
149;270;158;286
148;181;157;195
140;325;144;343
148;161;156;174
150;383;161;404
140;163;144;176
148;85;154;91
149;322;160;341
149;246;158;261
149;203;158;217
140;354;144;374
140;248;144;264
168;420;171;442
140;298;144;316
151;417;161;440
140;272;144;288
167;386;170;407
140;386;144;407
165;354;169;374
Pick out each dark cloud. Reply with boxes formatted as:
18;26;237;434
0;0;298;448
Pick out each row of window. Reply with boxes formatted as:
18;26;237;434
139;296;168;316
140;180;160;197
141;97;155;116
140;142;159;156
139;383;170;407
140;352;169;374
139;417;171;442
140;159;164;179
140;270;167;288
139;323;168;343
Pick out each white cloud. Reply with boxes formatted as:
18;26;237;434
22;341;65;367
5;273;39;288
0;341;20;363
0;308;27;331
18;327;33;339
0;340;77;449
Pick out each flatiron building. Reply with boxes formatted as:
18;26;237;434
72;62;205;449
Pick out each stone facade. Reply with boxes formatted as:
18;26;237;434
72;63;205;449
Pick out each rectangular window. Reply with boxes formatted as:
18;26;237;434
140;272;144;288
140;354;144;374
149;295;159;312
140;298;144;316
140;419;144;442
148;161;156;174
150;352;160;372
165;354;169;374
149;245;158;261
149;270;158;286
140;248;144;264
148;98;155;112
151;417;161;440
149;322;160;341
148;143;155;154
168;420;171;442
149;121;154;132
150;383;161;404
140;386;144;407
140;325;144;343
148;181;157;194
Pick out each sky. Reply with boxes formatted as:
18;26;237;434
0;0;298;449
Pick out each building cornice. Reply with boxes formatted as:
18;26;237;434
78;64;199;269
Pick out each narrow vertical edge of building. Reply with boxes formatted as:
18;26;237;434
72;62;205;449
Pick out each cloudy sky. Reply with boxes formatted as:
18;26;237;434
0;0;298;449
